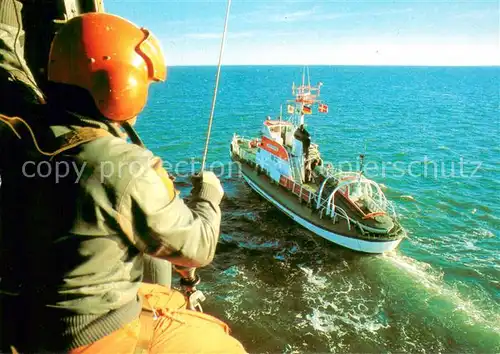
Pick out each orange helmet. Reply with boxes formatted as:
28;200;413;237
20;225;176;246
48;12;166;121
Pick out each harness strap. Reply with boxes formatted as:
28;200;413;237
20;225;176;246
133;311;155;354
53;127;112;153
134;290;157;354
151;157;177;202
0;114;111;156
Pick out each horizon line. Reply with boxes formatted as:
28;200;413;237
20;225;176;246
167;63;500;68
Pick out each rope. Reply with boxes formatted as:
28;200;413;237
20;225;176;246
200;0;232;171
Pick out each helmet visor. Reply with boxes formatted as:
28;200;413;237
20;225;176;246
138;28;167;82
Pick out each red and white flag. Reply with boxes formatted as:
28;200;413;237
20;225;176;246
318;103;328;113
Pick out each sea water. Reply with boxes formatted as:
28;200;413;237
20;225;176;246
137;65;499;353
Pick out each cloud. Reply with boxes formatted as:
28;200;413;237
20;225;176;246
313;7;414;21
184;31;254;40
166;35;500;66
372;8;414;16
235;5;321;24
453;10;496;20
263;31;299;38
271;8;317;22
185;33;220;40
183;30;321;42
236;6;414;25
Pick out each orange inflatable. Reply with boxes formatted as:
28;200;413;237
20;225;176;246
69;283;247;354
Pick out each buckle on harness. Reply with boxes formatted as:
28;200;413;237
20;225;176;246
187;290;206;312
177;273;206;312
173;267;206;312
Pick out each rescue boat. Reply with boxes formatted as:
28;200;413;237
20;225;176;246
230;70;406;253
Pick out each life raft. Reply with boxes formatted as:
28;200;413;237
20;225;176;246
8;283;246;354
73;283;245;353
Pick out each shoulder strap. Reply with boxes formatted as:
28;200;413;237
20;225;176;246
0;114;111;156
151;157;177;202
134;290;157;354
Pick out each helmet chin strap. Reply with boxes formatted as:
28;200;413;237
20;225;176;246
121;121;145;147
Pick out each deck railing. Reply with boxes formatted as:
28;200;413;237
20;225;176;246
234;134;399;235
232;135;256;162
280;174;354;231
280;171;401;235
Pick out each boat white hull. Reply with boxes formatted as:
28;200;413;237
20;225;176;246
242;173;403;254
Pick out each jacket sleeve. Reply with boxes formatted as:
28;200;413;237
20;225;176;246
116;159;221;268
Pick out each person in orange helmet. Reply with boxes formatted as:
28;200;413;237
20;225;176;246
0;8;246;354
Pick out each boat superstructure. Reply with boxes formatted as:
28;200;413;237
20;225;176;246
230;69;405;253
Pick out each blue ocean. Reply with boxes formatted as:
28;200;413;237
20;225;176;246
137;66;499;353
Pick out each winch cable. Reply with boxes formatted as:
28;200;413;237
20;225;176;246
200;0;232;171
173;0;232;312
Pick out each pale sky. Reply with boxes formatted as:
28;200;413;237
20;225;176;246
106;0;500;66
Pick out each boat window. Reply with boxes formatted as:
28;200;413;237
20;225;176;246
266;144;279;152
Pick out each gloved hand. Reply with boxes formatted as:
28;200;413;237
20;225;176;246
190;171;224;205
173;265;198;282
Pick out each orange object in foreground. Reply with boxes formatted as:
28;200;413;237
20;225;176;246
48;13;167;122
69;283;246;354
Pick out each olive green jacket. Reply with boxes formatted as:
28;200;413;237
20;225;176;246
0;16;222;350
1;114;223;350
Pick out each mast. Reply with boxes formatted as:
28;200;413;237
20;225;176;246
283;67;327;131
302;66;306;89
289;66;323;127
299;108;305;126
299;66;306;126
